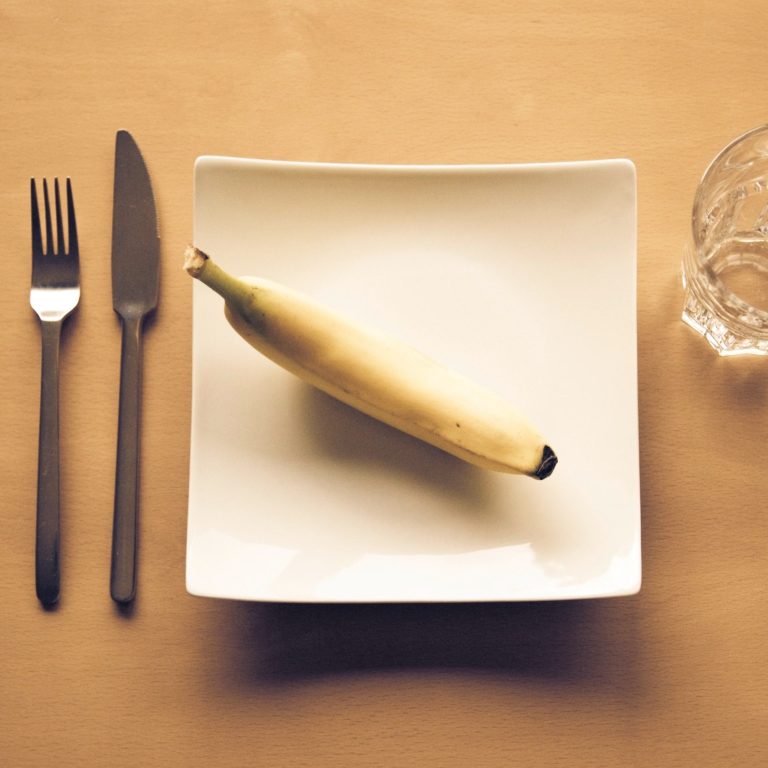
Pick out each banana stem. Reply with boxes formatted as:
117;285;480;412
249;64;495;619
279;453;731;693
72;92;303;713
184;246;253;314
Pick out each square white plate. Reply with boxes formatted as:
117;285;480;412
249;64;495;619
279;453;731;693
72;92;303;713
187;156;640;602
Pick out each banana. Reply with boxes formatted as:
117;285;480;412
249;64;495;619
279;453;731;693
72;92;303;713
184;246;557;479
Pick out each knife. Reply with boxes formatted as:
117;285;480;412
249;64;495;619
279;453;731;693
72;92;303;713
110;130;160;604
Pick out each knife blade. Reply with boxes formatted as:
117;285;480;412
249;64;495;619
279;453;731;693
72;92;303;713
110;130;159;604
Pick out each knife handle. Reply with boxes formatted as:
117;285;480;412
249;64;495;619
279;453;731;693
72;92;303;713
111;314;144;604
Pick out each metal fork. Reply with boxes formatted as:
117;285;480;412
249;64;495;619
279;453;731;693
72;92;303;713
30;178;80;607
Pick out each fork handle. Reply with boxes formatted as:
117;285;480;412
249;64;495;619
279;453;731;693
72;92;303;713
36;320;63;606
110;314;144;604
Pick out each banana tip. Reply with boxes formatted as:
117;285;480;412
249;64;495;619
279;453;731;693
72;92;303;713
532;445;557;480
184;245;209;277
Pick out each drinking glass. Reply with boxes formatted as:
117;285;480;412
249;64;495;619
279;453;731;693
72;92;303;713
682;124;768;355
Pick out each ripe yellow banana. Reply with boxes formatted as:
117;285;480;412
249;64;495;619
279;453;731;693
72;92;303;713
184;246;557;479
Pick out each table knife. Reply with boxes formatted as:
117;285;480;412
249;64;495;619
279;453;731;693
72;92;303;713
110;130;160;604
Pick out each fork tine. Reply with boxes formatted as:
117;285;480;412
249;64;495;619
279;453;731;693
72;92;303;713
66;178;78;257
42;179;53;257
30;179;43;257
53;178;64;256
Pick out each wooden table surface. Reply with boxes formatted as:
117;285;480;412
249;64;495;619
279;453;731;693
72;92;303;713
2;2;767;766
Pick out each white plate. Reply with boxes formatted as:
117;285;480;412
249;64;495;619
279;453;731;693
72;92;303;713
187;156;640;602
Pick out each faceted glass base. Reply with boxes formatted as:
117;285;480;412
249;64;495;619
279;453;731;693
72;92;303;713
682;286;768;356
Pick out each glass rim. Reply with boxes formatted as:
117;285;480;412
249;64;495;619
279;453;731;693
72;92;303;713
691;123;768;248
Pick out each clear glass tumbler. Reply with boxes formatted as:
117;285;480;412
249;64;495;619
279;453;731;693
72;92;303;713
682;124;768;355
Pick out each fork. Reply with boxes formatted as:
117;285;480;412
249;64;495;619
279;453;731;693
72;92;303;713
30;178;80;606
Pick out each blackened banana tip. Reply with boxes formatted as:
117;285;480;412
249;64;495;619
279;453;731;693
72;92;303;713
533;445;558;480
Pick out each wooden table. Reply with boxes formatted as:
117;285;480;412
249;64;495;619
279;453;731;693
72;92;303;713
2;2;767;765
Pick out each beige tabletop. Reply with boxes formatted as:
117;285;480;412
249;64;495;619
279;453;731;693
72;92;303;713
2;2;768;766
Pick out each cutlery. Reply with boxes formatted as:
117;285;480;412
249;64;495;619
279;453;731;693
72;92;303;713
110;130;160;604
29;178;80;607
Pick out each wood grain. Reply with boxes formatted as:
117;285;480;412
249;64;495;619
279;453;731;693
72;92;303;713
2;1;767;765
